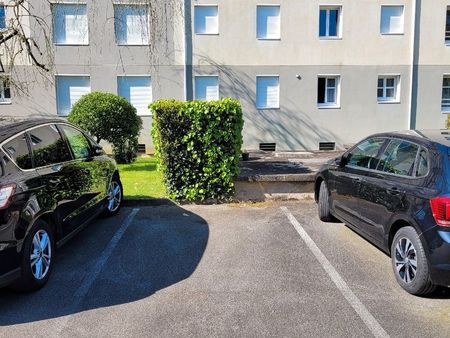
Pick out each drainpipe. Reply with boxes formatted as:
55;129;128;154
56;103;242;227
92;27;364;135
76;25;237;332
183;0;193;101
409;0;421;130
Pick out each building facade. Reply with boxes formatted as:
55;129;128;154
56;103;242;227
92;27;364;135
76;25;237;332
0;0;449;152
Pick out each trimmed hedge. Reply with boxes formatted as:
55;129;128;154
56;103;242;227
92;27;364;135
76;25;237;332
151;98;244;201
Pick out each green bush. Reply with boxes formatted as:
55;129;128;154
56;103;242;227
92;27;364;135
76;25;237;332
447;115;450;129
68;92;143;164
151;98;244;201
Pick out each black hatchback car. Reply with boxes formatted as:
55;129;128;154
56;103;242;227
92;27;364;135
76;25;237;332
315;130;450;295
0;119;122;291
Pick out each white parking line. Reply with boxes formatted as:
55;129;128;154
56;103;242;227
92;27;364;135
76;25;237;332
56;208;140;334
280;207;390;338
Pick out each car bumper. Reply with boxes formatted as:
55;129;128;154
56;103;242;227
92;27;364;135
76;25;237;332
422;229;450;287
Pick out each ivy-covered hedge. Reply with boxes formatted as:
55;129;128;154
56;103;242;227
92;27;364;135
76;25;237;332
151;98;244;201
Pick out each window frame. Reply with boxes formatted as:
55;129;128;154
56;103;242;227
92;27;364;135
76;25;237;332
442;74;450;113
117;75;153;116
0;77;11;104
380;5;405;35
256;4;281;40
52;3;89;46
377;75;401;103
114;4;150;46
319;5;342;39
55;74;91;117
194;75;220;101
194;4;219;35
256;75;280;110
317;75;341;109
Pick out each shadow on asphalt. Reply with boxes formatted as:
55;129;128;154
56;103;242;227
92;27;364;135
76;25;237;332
0;201;209;325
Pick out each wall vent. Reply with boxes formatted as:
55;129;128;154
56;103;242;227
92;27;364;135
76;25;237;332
319;142;336;151
259;143;276;152
137;144;146;153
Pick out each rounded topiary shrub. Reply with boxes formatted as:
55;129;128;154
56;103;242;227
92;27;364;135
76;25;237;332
68;92;143;164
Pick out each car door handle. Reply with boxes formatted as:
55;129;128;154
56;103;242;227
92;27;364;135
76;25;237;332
387;187;402;195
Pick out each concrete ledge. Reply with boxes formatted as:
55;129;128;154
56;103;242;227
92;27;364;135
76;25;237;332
235;181;314;202
237;173;316;182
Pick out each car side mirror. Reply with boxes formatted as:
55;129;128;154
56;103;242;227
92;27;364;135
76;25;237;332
336;154;349;167
91;145;104;157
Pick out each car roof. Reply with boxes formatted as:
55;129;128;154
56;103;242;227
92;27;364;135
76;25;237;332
0;118;67;143
368;130;450;148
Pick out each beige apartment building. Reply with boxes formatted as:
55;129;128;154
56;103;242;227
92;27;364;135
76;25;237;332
0;0;449;152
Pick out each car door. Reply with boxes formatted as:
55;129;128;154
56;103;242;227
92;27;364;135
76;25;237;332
357;138;421;243
26;124;77;235
330;137;386;229
57;124;110;235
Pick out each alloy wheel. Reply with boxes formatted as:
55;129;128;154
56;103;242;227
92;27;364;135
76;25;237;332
107;181;122;212
30;230;52;280
394;237;418;284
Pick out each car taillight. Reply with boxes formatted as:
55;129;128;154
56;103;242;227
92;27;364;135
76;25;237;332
430;196;450;227
0;184;16;210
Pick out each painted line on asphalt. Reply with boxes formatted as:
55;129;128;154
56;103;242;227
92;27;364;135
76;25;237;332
56;208;140;333
280;207;390;338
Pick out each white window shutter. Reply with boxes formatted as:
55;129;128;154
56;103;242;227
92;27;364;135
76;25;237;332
56;76;90;116
195;77;219;101
204;15;218;34
257;76;279;109
118;76;152;115
266;11;280;39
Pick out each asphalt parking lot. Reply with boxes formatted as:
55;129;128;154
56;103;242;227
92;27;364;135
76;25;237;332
0;201;449;337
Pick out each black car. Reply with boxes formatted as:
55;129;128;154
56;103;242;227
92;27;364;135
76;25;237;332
315;130;450;295
0;119;122;291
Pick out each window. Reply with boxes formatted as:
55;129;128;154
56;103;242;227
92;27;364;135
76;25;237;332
28;125;72;167
53;4;88;45
319;6;341;38
117;76;152;116
0;77;11;103
56;76;91;117
256;76;279;109
318;76;340;107
347;138;385;170
380;6;404;34
60;125;91;160
257;5;280;39
115;5;149;45
442;76;450;113
377;139;419;176
416;149;428;177
378;76;400;102
0;5;6;29
194;5;218;35
3;133;32;170
195;76;219;101
446;8;450;44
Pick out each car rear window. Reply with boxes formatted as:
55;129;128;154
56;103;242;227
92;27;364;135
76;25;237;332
347;138;385;169
3;133;33;170
415;148;428;177
377;139;419;176
28;125;72;167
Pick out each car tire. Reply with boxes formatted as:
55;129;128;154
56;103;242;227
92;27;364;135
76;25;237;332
391;226;436;296
103;175;123;217
13;219;54;292
318;181;333;222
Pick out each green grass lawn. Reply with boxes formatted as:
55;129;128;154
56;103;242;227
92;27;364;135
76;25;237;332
117;156;166;199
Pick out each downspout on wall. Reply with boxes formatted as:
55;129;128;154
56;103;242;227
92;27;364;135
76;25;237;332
184;0;193;101
409;0;422;130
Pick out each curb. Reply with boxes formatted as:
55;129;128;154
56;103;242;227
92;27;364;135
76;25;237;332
123;198;174;207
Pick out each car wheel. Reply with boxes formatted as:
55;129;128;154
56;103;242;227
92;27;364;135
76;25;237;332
104;175;123;217
391;226;436;296
318;181;333;222
13;220;54;292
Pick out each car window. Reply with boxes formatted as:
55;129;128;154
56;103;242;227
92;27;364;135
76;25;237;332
59;125;91;160
415;148;428;177
347;138;385;169
3;133;33;169
377;139;419;176
28;125;72;167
